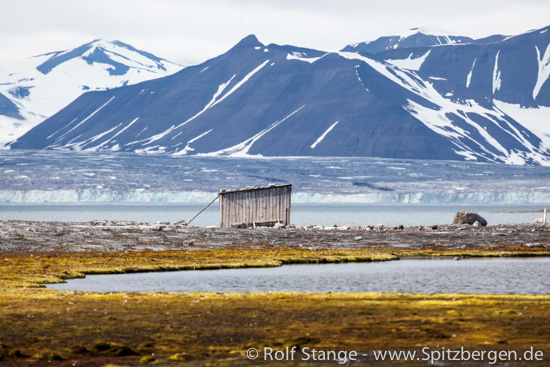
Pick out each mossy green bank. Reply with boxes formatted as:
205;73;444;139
1;247;549;366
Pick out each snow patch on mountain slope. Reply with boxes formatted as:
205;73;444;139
534;43;550;100
0;115;36;147
138;60;270;150
0;40;182;146
342;27;470;54
492;51;502;94
58;96;116;143
77;124;123;150
84;40;168;71
213;59;270;105
310;121;340;149
286;52;326;63
466;59;476;88
173;129;214;155
91;117;140;151
202;105;305;157
140;75;237;146
385;50;431;71
339;51;548;165
400;26;456;39
495;101;550;148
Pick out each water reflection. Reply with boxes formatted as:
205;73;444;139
47;257;550;295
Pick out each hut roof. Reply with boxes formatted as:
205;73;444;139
219;183;291;194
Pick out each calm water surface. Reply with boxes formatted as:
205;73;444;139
0;203;545;227
47;258;550;295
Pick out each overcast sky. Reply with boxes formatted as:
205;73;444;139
1;0;549;65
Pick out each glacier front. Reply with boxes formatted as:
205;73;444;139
1;150;550;204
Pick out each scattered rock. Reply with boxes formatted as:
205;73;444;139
390;244;410;248
453;211;487;226
0;220;548;254
116;221;135;226
231;223;248;229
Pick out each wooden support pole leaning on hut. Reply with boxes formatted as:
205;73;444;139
186;194;220;226
219;184;291;229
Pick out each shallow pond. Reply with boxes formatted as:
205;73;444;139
47;257;550;295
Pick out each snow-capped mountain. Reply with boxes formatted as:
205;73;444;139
341;27;473;54
9;26;550;165
0;40;182;146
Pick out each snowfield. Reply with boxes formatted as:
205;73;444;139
0;40;182;146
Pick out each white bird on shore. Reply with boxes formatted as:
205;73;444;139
533;208;547;225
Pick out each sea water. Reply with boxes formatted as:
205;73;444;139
0;203;545;227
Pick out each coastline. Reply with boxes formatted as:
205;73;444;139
1;219;549;254
1;220;549;366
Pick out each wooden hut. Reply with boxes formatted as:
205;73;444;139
219;184;291;228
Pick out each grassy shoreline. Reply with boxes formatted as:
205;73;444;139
3;247;550;289
1;247;549;366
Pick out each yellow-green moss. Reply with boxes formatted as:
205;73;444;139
0;247;549;366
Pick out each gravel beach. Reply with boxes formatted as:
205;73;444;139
1;220;549;254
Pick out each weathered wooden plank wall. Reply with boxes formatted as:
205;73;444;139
219;184;291;228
